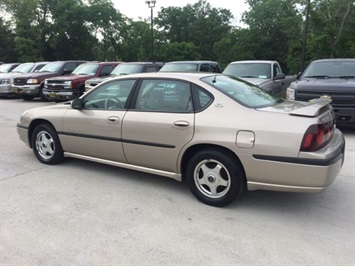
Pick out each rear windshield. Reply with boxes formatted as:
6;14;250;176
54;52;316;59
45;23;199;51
160;63;198;72
201;75;281;108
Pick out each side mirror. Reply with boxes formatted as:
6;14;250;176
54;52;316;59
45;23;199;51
274;73;286;80
71;98;83;110
63;69;72;75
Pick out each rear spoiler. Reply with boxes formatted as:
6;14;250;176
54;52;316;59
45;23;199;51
290;98;332;117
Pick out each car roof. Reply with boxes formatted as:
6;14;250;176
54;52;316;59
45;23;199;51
165;60;219;64
108;71;221;81
120;62;164;65
228;60;276;64
312;58;355;63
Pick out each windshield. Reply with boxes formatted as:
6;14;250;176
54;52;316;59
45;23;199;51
39;62;63;73
0;64;15;73
111;64;144;75
223;63;271;79
72;64;99;75
160;63;198;72
302;60;355;78
11;63;34;73
201;75;280;108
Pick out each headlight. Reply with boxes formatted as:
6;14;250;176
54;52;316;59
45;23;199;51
27;79;39;84
0;79;10;84
63;81;72;88
286;87;295;100
44;80;48;85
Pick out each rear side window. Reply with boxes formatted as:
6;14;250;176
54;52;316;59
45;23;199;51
192;84;213;112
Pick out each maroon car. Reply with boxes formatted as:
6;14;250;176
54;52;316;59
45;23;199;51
43;61;122;102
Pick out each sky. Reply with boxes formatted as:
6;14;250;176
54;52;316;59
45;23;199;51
112;0;249;26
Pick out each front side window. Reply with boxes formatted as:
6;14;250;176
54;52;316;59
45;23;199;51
82;79;137;110
201;75;280;108
135;79;193;112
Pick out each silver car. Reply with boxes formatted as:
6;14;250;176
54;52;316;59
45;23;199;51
17;72;345;206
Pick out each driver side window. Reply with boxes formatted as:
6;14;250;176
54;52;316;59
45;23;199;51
82;79;136;110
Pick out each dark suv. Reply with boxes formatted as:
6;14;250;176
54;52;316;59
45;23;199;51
85;62;164;92
13;60;85;101
159;61;221;73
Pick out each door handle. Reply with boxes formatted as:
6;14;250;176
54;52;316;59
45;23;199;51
173;120;190;127
107;116;120;123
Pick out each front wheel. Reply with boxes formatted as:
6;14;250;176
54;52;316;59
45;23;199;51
31;123;64;165
186;149;245;207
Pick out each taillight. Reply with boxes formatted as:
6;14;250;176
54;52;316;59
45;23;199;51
301;121;334;151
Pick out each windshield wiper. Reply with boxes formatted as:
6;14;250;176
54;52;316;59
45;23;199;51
337;76;355;79
304;75;331;79
240;75;257;78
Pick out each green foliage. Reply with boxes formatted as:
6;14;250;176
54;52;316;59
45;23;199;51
0;0;353;72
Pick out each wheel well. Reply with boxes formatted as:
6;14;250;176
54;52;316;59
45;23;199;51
27;119;55;148
180;144;246;183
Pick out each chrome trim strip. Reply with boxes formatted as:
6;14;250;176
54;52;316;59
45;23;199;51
64;152;182;182
247;181;324;192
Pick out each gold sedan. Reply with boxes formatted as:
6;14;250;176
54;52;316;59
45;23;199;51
17;72;345;207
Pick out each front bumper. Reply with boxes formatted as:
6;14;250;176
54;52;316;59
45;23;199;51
0;84;16;96
42;88;81;101
12;84;41;96
244;129;345;192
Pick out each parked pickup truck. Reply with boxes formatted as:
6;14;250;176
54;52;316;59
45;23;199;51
0;61;49;97
223;60;297;97
12;60;85;101
85;62;164;92
43;61;121;101
286;58;355;127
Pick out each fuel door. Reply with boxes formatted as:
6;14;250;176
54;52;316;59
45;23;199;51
236;131;255;149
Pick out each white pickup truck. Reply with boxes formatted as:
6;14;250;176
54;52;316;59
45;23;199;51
223;60;297;97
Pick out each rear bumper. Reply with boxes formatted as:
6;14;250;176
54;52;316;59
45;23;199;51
245;129;345;192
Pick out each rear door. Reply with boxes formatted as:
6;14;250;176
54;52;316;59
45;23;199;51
122;78;194;173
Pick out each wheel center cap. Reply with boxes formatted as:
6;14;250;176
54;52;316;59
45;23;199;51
208;175;216;183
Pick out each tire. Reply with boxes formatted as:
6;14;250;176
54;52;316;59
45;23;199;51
21;95;34;101
186;149;245;207
39;87;49;102
31;123;64;165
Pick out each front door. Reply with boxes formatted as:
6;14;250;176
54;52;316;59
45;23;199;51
61;79;137;162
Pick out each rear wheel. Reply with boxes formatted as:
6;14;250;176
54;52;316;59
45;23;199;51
31;123;64;165
186;149;245;207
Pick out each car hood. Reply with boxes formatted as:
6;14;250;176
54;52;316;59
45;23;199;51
48;75;95;81
18;72;60;79
293;78;355;91
0;72;26;79
257;98;332;117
